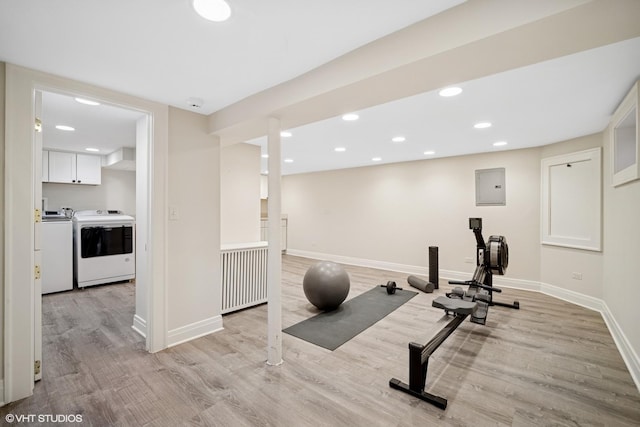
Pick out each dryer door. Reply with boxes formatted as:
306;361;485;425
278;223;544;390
80;224;133;258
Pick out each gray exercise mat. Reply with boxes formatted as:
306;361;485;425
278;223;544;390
283;286;417;350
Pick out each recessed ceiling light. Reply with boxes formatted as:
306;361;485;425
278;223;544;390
55;125;75;131
493;141;508;147
474;122;492;129
342;113;359;121
280;131;292;138
85;148;100;152
391;136;406;143
372;157;382;162
334;147;346;152
423;151;435;155
438;87;462;97
284;158;294;163
192;0;231;22
75;98;100;106
261;154;269;158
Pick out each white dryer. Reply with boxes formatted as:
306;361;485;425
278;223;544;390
42;212;73;294
73;210;135;288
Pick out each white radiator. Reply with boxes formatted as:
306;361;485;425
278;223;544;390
221;242;268;314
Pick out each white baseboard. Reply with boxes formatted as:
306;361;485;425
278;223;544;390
495;276;542;292
539;281;605;312
287;248;640;391
287;249;429;276
167;315;224;348
132;314;147;338
287;249;540;291
537;282;640;389
600;301;640;391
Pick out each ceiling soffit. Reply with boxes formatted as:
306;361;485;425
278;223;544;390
208;0;640;144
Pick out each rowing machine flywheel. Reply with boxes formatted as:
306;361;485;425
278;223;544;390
487;235;508;275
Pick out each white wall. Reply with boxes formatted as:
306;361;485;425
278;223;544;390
220;143;261;244
167;107;222;343
539;133;604;298
603;118;640;379
282;133;610;297
43;168;136;215
283;147;541;282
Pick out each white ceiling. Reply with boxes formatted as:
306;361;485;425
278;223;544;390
249;36;640;175
41;91;143;154
0;0;464;114
2;1;639;174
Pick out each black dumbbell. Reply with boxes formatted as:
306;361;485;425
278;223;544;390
380;281;403;295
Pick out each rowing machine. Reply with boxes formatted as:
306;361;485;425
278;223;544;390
447;217;519;325
389;218;519;409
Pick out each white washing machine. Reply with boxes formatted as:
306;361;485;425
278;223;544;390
73;210;136;288
42;213;73;294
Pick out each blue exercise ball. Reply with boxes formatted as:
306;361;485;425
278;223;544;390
303;261;350;311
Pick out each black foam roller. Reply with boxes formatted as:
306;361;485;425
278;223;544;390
429;246;439;289
407;275;434;293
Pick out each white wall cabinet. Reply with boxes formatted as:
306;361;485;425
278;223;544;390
48;151;75;183
76;153;102;184
47;151;101;185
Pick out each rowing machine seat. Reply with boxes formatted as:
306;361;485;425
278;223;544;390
432;296;478;316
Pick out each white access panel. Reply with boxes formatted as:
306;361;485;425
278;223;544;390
475;168;506;206
42;221;73;294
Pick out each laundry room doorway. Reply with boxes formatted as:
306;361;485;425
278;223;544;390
35;87;151;382
3;64;169;404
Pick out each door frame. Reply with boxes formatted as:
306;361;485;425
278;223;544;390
3;64;169;404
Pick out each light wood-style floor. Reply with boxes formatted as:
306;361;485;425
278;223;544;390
2;255;640;426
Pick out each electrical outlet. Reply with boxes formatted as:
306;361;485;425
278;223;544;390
464;257;474;264
572;272;583;280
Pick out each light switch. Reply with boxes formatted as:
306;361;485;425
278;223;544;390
169;206;179;220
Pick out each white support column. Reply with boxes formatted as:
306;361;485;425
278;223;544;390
266;117;283;366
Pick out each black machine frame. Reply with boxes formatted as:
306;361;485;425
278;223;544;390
389;218;519;410
448;217;519;314
389;312;467;409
